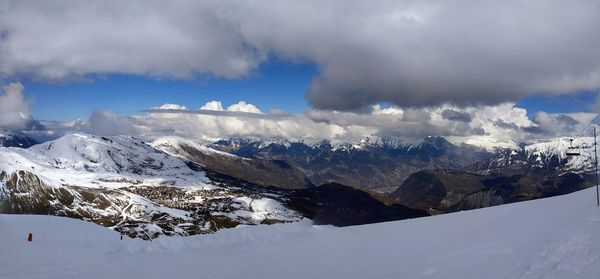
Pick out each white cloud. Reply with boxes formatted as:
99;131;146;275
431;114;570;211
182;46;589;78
117;100;592;147
0;82;31;129
1;1;600;109
200;101;224;111
226;101;262;113
157;103;187;110
372;105;403;115
526;112;594;137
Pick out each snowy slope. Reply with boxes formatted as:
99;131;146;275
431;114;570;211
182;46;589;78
0;133;303;238
2;187;599;279
152;136;244;160
0;133;212;188
525;136;596;172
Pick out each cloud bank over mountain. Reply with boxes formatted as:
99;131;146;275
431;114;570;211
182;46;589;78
78;100;594;147
2;0;600;109
0;82;31;130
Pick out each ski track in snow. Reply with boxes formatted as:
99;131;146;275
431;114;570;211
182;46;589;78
2;187;600;279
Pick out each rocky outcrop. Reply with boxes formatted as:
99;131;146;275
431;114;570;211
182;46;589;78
0;170;302;239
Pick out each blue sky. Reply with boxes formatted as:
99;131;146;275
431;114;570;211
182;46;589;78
15;61;319;121
11;59;598;121
517;91;599;118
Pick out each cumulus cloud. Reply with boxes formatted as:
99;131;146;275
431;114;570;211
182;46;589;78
200;101;224;111
0;82;31;129
226;101;262;113
137;100;338;140
2;1;600;109
526;112;593;137
145;101;288;120
157;103;187;110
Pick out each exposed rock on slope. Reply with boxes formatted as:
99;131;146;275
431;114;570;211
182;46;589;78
152;137;313;189
0;134;304;239
0;169;302;239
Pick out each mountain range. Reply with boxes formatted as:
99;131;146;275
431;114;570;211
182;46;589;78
0;132;594;238
0;133;429;238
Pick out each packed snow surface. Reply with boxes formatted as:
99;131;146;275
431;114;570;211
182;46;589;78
2;187;600;279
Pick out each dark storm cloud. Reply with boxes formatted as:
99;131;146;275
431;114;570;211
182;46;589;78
494;120;520;131
1;0;600;110
402;109;432;122
441;109;471;122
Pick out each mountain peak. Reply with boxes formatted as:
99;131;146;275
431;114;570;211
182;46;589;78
0;130;38;148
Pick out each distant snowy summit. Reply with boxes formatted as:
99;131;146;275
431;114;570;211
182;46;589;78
470;137;599;175
0;130;37;148
203;134;517;154
154;135;497;193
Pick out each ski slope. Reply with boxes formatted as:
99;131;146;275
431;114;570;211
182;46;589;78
2;187;600;279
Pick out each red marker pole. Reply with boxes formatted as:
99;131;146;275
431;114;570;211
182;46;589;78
27;233;32;242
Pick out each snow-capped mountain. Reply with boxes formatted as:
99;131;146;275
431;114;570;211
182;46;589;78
0;130;38;148
1;133;211;188
469;137;597;175
203;136;495;192
391;137;595;214
525;137;597;172
0;133;305;238
152;136;313;189
1;133;427;238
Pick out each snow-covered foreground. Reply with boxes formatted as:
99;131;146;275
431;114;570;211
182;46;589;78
2;187;600;279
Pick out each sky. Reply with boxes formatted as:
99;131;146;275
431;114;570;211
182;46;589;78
13;60;317;121
5;64;600;121
2;0;600;147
